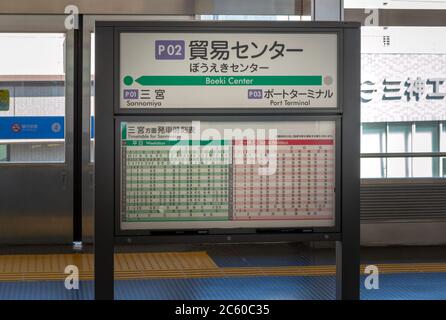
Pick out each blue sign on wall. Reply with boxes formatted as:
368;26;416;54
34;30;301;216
91;116;95;139
0;116;65;140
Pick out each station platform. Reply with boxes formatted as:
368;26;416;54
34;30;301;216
0;244;445;300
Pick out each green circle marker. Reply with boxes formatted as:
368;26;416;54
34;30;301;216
123;76;134;86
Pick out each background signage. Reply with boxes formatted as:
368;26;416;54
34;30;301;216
0;116;64;140
0;89;9;111
361;53;446;123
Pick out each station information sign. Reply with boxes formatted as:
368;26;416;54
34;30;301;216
119;120;336;230
95;21;360;300
120;33;338;109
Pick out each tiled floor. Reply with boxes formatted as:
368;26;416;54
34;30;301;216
0;244;445;300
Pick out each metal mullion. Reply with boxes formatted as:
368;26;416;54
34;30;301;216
73;14;84;244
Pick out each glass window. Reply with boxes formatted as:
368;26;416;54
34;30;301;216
387;157;407;178
387;123;411;153
412;157;439;178
0;33;66;163
361;158;385;178
360;121;445;178
90;32;95;162
387;123;411;177
413;122;438;153
361;123;386;178
441;123;446;177
413;122;439;177
441;122;446;152
442;158;446;177
0;145;7;161
361;123;386;153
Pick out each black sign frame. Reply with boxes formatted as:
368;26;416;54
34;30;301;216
95;20;360;300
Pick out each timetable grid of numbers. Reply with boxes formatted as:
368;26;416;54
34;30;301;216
232;139;335;221
120;122;336;226
121;140;231;222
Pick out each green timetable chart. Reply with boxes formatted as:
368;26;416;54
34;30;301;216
121;122;231;225
120;121;336;231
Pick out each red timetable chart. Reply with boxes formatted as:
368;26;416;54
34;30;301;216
120;121;336;230
233;138;335;221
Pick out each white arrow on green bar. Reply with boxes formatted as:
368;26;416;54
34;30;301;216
123;75;323;86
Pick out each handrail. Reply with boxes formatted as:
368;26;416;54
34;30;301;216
361;152;446;158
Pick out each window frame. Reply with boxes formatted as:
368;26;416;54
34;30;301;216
361;121;446;178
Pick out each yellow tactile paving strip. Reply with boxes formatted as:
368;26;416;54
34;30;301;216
0;252;445;282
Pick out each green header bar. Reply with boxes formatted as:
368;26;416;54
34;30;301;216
132;75;322;86
123;140;228;146
121;123;127;140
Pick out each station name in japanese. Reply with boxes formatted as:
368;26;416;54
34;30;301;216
155;39;303;74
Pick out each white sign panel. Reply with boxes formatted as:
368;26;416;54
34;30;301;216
361;53;446;122
120;33;338;109
120;120;336;230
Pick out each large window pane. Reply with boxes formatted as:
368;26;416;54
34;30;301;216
413;122;438;152
0;145;7;161
363;156;443;178
361;158;384;178
412;157;440;178
442;156;446;177
361;123;386;153
0;33;65;163
388;123;411;152
386;123;411;177
387;158;408;178
442;123;446;177
413;122;439;177
440;122;446;152
361;123;386;178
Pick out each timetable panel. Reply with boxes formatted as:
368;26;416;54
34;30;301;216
120;121;336;230
233;138;334;221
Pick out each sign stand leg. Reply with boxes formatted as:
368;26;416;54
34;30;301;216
336;25;361;300
94;25;115;300
336;240;360;300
